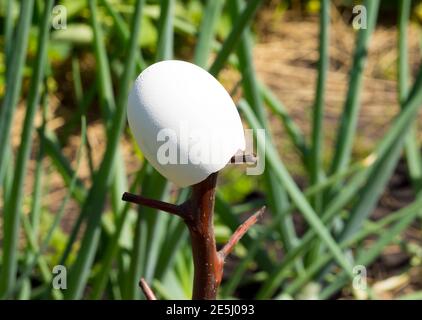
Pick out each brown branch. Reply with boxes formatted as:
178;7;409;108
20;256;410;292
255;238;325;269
184;172;223;300
230;152;257;164
139;278;157;300
219;206;265;259
122;192;183;217
123;171;262;300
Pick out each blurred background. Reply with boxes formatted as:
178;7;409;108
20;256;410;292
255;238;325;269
1;0;422;300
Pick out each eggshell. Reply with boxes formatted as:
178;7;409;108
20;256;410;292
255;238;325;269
127;60;245;187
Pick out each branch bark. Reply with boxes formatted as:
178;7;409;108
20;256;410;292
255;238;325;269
139;278;157;300
184;172;222;299
219;206;265;259
122;166;264;300
122;192;183;217
230;152;257;164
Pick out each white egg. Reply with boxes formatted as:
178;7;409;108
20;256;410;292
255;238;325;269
127;60;245;187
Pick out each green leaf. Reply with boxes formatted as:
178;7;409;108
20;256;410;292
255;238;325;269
51;23;94;45
239;100;354;280
64;0;146;300
329;0;380;181
0;0;50;298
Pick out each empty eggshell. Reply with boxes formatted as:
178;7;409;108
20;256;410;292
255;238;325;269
127;60;245;187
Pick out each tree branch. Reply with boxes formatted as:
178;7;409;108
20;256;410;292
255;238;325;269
123;168;262;300
185;172;223;300
139;278;157;300
219;206;265;259
230;152;257;164
122;192;183;217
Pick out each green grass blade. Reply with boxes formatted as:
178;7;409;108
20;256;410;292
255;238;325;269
258;166;409;298
316;65;422;281
40;130;86;203
155;219;188;280
54;72;97;264
261;83;309;166
228;0;300;266
303;158;369;199
398;0;422;193
3;0;13;67
89;0;128;216
126;0;176;298
305;0;330;267
273;159;371;233
154;188;191;280
15;116;86;299
239;100;353;279
90;0;115;119
209;0;262;76
320;197;422;299
90;164;146;299
71;58;95;177
20;215;62;299
100;0;147;71
22;89;48;296
72;57;83;107
310;0;329;209
156;0;175;61
256;168;369;298
1;144;13;207
194;0;224;68
398;0;411;105
124;206;148;299
0;0;50;298
257;63;422;298
339;65;422;241
329;0;380;178
221;231;262;297
126;173;168;299
64;0;145;299
122;1;175;300
143;180;171;282
0;0;34;188
140;0;177;282
285;196;422;296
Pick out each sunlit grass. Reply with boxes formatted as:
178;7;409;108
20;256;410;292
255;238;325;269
0;0;421;300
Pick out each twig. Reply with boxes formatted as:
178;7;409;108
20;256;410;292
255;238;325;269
184;172;222;299
230;152;257;164
122;170;263;300
219;206;265;259
139;278;157;300
122;192;183;217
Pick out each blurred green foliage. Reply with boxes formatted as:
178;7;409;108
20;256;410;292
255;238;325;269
0;0;422;301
